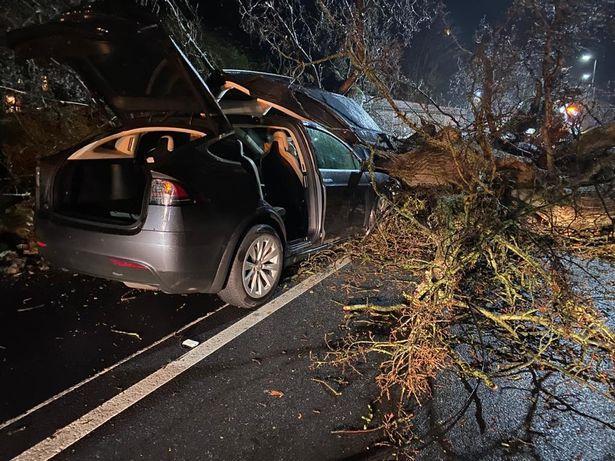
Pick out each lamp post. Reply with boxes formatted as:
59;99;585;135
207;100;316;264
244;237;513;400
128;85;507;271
580;53;598;101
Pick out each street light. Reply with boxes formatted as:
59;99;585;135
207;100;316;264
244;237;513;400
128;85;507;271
578;51;598;101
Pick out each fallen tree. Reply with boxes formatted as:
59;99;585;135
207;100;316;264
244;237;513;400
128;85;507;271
376;121;614;236
241;0;614;456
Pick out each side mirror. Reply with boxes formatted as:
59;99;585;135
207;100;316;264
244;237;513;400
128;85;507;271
377;133;394;150
348;171;362;188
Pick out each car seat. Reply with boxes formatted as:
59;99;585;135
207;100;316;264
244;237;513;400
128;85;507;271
261;131;307;240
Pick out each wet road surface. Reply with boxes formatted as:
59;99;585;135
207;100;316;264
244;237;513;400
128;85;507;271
0;268;228;423
1;260;613;460
0;267;242;459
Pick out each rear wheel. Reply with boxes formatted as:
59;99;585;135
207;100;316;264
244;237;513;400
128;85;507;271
217;225;283;308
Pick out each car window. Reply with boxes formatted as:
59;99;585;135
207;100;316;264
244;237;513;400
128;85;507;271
305;127;360;170
239;128;268;153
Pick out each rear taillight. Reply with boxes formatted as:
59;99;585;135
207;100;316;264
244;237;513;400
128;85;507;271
149;179;191;206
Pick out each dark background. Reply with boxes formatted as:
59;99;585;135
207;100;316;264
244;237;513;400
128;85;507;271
196;0;613;94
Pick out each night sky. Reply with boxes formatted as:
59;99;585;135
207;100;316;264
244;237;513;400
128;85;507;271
443;0;612;88
199;0;612;90
444;0;512;45
201;0;513;48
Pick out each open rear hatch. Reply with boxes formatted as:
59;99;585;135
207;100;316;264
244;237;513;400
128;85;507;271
7;2;230;229
7;2;230;130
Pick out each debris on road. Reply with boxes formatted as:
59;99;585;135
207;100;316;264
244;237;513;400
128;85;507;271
311;378;342;397
120;290;137;302
110;328;142;341
265;389;285;398
16;303;45;313
181;339;199;348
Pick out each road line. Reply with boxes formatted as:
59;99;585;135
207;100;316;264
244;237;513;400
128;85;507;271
0;303;229;432
12;257;351;461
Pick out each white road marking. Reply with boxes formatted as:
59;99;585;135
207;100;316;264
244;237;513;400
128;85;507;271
0;304;229;432
12;257;351;461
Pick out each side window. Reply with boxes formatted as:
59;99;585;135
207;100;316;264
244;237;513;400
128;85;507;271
306;127;360;170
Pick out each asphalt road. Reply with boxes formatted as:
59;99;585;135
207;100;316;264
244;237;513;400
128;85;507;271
0;267;230;423
1;260;385;460
0;260;613;460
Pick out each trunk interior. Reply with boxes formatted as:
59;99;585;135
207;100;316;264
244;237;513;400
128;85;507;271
50;130;197;226
53;159;147;226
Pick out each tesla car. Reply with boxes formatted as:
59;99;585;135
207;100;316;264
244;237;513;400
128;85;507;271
7;4;392;307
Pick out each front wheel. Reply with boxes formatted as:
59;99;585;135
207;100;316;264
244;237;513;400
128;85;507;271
217;225;283;308
365;195;390;235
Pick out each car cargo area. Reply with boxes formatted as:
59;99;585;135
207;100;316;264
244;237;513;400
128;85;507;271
53;158;147;225
50;129;201;226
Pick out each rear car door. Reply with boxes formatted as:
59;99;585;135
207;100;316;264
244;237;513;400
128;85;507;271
304;126;369;241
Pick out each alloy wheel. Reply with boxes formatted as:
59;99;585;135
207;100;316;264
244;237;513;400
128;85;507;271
241;235;282;298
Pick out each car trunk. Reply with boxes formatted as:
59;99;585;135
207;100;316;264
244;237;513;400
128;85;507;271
7;3;230;229
43;128;200;227
53;158;148;226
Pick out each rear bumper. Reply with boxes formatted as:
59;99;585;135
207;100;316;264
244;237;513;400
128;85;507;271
36;216;223;294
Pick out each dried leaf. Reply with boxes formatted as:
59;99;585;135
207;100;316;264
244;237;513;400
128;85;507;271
265;389;285;398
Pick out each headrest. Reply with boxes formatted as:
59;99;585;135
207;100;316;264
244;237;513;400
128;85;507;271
159;135;175;152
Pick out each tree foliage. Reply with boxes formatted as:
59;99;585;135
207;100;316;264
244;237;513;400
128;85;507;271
238;0;441;94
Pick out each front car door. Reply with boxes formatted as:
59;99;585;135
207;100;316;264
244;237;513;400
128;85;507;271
304;126;369;241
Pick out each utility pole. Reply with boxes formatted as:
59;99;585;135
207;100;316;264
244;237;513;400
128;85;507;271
591;57;597;102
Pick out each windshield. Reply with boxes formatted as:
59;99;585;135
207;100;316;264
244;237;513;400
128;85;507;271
304;88;382;132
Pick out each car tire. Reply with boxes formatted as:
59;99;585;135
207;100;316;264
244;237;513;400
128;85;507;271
217;225;284;309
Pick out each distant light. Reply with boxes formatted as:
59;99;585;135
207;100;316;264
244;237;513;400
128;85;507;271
565;104;581;117
580;54;593;62
4;94;20;113
581;73;592;81
444;28;451;36
525;128;536;135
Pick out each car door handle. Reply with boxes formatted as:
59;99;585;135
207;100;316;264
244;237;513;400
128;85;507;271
323;178;334;183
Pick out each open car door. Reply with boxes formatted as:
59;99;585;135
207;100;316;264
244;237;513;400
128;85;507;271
219;70;363;146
